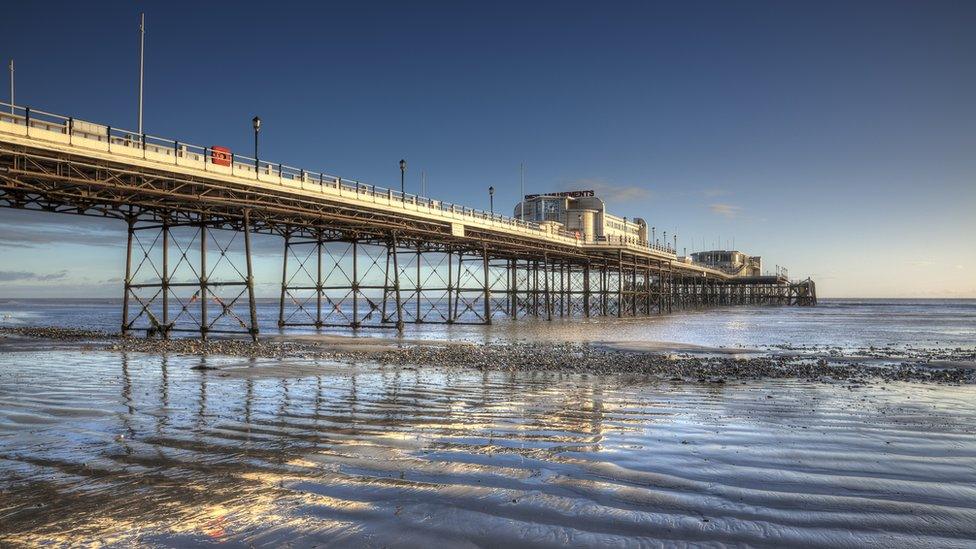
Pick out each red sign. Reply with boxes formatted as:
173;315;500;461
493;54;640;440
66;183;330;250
524;190;595;199
210;146;231;167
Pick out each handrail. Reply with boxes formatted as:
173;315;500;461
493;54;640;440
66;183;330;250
0;100;716;264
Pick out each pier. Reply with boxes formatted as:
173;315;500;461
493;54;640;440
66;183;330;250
0;102;816;339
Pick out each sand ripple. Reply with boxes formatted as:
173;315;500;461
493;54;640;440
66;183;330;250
1;351;975;547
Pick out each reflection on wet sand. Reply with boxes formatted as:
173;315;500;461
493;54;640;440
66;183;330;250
1;350;975;547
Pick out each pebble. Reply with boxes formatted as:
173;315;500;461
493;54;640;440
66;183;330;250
2;326;974;384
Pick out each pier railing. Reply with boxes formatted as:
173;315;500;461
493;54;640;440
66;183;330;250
0;101;684;257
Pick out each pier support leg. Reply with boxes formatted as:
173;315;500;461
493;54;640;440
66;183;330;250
243;210;259;341
316;235;323;328
278;231;290;327
616;252;623;319
482;244;492;325
391;234;404;331
121;216;134;336
199;216;208;340
161;219;170;338
447;247;455;323
583;263;591;318
543;254;552;321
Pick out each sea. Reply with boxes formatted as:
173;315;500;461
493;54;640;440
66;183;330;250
1;299;974;546
1;297;974;351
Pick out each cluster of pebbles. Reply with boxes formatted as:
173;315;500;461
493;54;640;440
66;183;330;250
2;326;973;384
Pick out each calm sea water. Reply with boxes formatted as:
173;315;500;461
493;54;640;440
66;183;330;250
1;298;974;350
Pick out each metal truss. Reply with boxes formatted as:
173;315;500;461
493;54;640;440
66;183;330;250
0;142;816;338
121;210;258;339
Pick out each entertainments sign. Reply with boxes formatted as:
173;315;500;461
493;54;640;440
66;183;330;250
523;190;595;199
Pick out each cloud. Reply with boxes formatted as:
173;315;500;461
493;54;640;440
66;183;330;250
703;188;731;198
708;203;742;218
554;178;652;203
0;270;68;282
0;216;284;256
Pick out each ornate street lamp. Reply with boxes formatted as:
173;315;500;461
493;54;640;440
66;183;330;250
488;185;495;214
399;159;407;196
252;116;261;172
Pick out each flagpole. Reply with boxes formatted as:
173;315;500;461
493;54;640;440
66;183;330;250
138;12;145;134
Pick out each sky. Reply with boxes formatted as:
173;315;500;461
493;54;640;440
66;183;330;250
1;0;974;298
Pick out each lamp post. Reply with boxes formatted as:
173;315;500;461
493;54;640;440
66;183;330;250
252;116;261;172
673;233;678;254
663;231;667;251
488;185;495;215
399;159;406;196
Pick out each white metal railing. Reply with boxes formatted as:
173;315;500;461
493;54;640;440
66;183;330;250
0;101;690;260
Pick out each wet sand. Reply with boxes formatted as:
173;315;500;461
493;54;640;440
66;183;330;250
1;329;976;547
2;326;974;384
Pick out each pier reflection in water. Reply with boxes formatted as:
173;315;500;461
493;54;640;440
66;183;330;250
1;351;975;547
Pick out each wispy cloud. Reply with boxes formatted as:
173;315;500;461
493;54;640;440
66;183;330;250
0;217;284;256
0;270;68;282
554;178;652;204
703;188;731;198
708;203;742;218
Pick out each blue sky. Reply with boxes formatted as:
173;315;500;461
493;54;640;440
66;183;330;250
1;0;974;298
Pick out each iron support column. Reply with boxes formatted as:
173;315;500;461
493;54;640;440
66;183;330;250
616;251;623;318
391;233;404;331
243;209;259;341
161;218;170;339
583;263;591;317
543;253;552;321
278;231;289;327
121;216;134;335
482;244;492;324
199;217;208;339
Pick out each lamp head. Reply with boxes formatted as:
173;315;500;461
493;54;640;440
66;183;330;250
252;116;261;131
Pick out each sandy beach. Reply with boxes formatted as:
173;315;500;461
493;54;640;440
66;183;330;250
3;326;973;384
1;329;974;547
